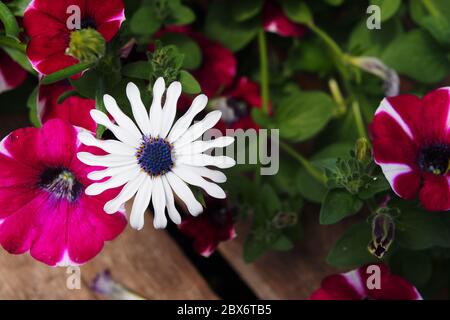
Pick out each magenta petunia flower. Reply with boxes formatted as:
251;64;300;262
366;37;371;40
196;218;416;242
262;1;306;38
0;119;127;266
370;88;450;212
0;50;27;94
23;0;125;75
38;81;96;131
179;197;236;257
310;264;422;300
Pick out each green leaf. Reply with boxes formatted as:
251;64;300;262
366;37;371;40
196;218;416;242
382;30;450;84
6;0;31;17
0;1;20;37
280;0;313;24
358;175;390;200
271;235;294;251
160;33;202;70
320;189;363;225
168;4;196;25
179;70;201;94
130;6;162;35
275;87;335;142
327;222;379;268
95;78;106;138
70;69;102;99
422;15;450;44
122;62;151;80
2;46;35;74
41;62;93;85
27;86;40;128
370;0;402;22
390;250;433;288
231;0;264;22
204;1;258;52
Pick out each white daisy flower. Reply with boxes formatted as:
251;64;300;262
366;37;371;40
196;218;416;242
76;77;236;230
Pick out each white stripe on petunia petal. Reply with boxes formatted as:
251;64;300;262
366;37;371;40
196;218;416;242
375;99;414;140
175;136;235;155
342;269;366;298
174;111;223;148
126;82;151;135
151;177;167;229
77;152;136;167
172;166;226;199
161;176;181;225
85;167;140;196
167;94;208;143
149;77;165;137
78;131;136;156
377;162;412;196
160;81;182;139
104;94;142;138
90;110;141;148
104;173;146;214
176;154;236;169
165;171;203;216
178;165;227;183
130;176;153;230
88;164;139;181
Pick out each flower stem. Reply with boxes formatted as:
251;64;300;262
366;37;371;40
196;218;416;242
258;29;270;115
0;35;26;53
351;100;368;139
279;140;327;185
422;0;440;17
306;22;344;62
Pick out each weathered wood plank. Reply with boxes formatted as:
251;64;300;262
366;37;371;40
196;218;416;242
219;207;355;299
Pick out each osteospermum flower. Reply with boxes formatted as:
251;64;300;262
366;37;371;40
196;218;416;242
0;119;126;266
77;78;236;230
24;0;125;75
0;50;27;94
38;81;96;131
179;197;236;257
310;264;422;300
370;88;450;211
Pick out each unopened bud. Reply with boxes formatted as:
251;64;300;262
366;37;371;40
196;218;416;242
355;137;372;165
67;28;106;63
273;212;298;229
368;213;395;258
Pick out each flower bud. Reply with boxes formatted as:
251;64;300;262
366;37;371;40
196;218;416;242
273;211;298;229
368;213;395;258
355;137;372;165
66;28;106;63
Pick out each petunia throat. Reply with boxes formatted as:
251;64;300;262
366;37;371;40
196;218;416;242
418;143;450;176
136;136;174;177
66;27;106;63
39;168;83;202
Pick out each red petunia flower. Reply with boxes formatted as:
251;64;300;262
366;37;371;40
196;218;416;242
179;198;236;257
0;50;27;94
38;81;96;131
262;1;306;38
370;88;450;212
153;26;266;131
310;264;422;300
24;0;125;75
0;119;126;266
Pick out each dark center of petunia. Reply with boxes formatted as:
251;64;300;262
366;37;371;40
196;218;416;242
418;143;450;176
137;136;174;177
81;17;97;30
40;168;83;202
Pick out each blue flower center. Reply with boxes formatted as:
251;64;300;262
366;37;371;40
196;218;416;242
137;136;174;177
40;168;83;202
418;143;450;176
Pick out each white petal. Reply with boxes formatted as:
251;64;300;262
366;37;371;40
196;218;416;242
88;164;140;181
126;82;151;135
151;177;167;229
149;77;165;137
104;94;142;138
375;99;414;140
161;176;181;224
172;166;226;199
85;167;140;195
78;131;136;156
165;171;203;216
176;154;236;169
130;175;153;230
90;110;141;148
178;165;227;183
168;94;208;143
175;136;235;155
104;173;146;214
159;81;182;139
174;111;222;148
376;162;413;197
77;152;136;167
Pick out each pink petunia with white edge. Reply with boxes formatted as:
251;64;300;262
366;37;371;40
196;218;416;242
0;119;127;266
23;0;125;75
370;88;450;212
310;264;422;300
262;1;306;38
